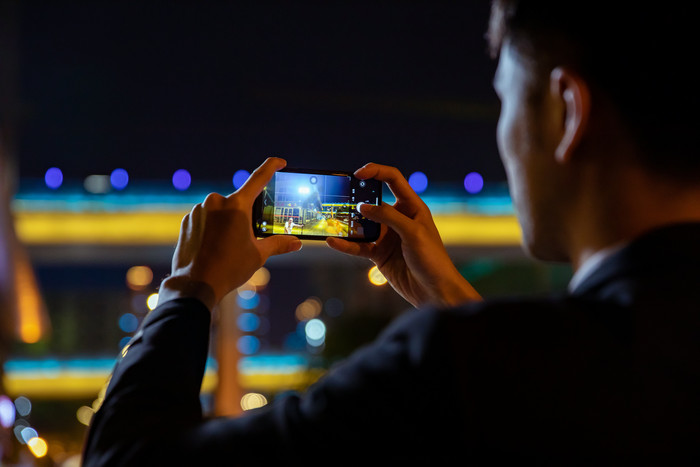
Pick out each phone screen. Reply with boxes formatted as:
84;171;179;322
253;168;382;241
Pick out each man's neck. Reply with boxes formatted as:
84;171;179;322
568;167;700;273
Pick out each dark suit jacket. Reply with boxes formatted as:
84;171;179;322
82;223;700;465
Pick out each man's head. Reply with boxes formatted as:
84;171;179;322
487;1;700;261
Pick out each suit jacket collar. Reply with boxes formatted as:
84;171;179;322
569;222;700;300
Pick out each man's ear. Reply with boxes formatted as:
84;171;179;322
550;67;591;164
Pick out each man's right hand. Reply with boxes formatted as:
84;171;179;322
327;163;481;308
158;157;303;311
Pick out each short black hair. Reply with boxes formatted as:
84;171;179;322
487;1;700;180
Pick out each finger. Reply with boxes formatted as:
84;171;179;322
354;163;424;206
257;234;303;259
186;202;203;235
201;192;226;210
357;202;414;238
175;210;192;251
326;237;374;259
232;157;287;203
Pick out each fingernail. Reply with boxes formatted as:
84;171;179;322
289;239;303;252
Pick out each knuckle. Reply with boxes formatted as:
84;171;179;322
202;192;224;208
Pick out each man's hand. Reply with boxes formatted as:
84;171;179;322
158;157;302;311
327;163;481;308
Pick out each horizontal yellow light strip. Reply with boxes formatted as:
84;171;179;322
434;214;521;246
13;211;187;245
239;368;325;392
13;211;521;246
4;372;112;399
3;367;329;399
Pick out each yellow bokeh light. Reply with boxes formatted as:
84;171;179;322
368;266;388;286
295;297;322;321
126;266;153;290
146;293;159;311
248;267;270;289
27;437;48;458
240;392;268;411
76;406;95;426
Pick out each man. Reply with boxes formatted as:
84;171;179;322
82;1;700;464
283;217;301;235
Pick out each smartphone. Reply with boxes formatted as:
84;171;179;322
253;168;382;241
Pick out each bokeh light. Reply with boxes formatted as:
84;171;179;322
237;335;261;355
110;168;129;190
147;293;159;310
44;167;63;189
84;175;111;194
27;437;48;458
368;266;388;286
237;293;260;310
172;169;192;191
305;319;326;346
0;396;15;428
21;427;38;444
408;171;428;193
13;423;27;444
126;265;153;290
237;313;260;332
464;172;484;194
240;393;268;411
248;267;270;289
76;406;94;426
233;169;251;189
118;313;139;333
295;297;322;321
119;336;133;350
14;396;31;417
237;283;257;300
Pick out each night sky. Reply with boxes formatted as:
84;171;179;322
15;2;504;187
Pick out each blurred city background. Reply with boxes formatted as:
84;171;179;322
0;2;572;465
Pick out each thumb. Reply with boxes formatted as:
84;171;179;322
257;235;303;259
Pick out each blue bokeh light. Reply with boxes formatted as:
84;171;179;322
20;427;38;444
118;336;132;350
45;167;63;189
233;170;251;189
237;293;260;310
237;335;261;355
110;168;129;190
464;172;484;194
118;313;139;333
305;319;326;347
172;169;192;191
237;312;261;332
408;171;428;193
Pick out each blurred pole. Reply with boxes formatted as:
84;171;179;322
213;291;243;416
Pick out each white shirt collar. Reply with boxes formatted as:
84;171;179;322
568;242;628;294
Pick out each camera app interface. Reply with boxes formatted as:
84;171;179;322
258;172;374;238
